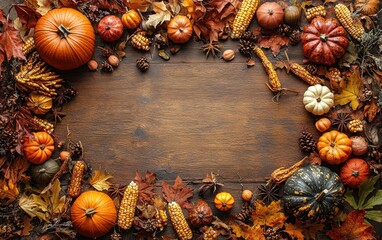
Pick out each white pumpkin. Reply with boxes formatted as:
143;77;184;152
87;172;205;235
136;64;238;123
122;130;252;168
303;84;334;115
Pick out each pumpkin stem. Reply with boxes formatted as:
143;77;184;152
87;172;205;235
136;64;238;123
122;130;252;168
85;208;96;217
316;97;321;102
269;9;274;15
315;189;328;202
38;168;46;173
320;34;328;42
57;24;70;38
179;27;184;33
39;144;45;150
352;170;359;177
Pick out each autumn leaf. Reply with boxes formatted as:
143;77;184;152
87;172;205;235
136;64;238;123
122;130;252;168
283;223;305;240
0;179;19;204
89;170;113;191
252;200;286;229
135;170;156;203
230;221;265;240
258;35;289;57
1;157;30;183
364;100;379;122
146;1;171;28
182;0;195;18
326;210;375;240
20;216;33;236
36;0;54;15
13;4;41;34
334;69;362;110
127;0;152;12
162;176;193;209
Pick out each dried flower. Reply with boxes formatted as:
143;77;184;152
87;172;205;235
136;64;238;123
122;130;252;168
257;181;281;205
332;112;352;132
201;41;221;58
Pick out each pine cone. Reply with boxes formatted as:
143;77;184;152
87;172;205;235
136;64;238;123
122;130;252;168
239;31;256;57
264;226;283;240
276;23;293;37
299;131;317;153
70;142;83;160
136;57;150;72
369;149;382;162
305;63;318;75
101;61;113;72
235;202;252;221
289;30;301;45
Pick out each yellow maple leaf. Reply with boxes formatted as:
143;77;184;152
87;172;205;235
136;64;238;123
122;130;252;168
182;0;195;18
89;170;113;191
231;221;265;240
283;223;305;240
252;200;287;229
334;70;362;110
0;179;19;204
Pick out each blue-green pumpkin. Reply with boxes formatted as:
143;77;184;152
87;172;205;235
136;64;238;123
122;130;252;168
283;165;345;223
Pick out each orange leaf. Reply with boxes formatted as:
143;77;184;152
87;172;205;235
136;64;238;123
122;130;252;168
283;223;305;240
162;176;193;209
326;210;375;240
0;179;19;204
252;200;286;228
258;35;289;57
230;221;265;240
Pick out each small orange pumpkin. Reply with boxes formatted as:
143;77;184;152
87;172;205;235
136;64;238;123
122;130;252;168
256;2;284;29
122;9;141;29
71;191;117;238
167;15;193;44
340;158;370;188
317;130;352;165
27;92;52;115
214;192;234;211
315;117;331;133
23;132;55;164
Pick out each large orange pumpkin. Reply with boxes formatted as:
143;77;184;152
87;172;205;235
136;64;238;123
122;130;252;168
167;16;193;44
34;8;95;70
71;191;117;238
317;130;352;165
23;132;55;164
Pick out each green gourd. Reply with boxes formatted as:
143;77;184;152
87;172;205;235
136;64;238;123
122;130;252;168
30;159;60;186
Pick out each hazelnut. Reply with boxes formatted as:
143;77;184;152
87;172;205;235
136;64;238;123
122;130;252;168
108;55;120;67
222;49;235;62
87;60;98;71
241;189;253;202
350;136;369;156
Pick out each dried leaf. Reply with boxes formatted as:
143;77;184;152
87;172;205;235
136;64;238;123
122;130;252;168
258;35;289;57
212;216;231;236
127;0;152;12
21;216;33;236
283;223;305;240
198;171;224;195
162;176;193;209
334;69;362;110
2;157;30;183
168;0;181;14
247;58;255;67
89;170;113;191
0;179;19;204
364;100;379;122
252;200;286;228
326;210;375;240
182;0;195;17
13;4;41;34
158;49;170;61
36;0;54;15
146;1;171;28
135;170;156;203
231;221;265;240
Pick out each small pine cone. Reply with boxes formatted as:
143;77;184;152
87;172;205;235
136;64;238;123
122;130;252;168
299;131;317;153
238;31;256;57
70;142;83;160
276;23;293;37
99;46;114;57
101;61;114;72
63;86;77;99
347;119;363;133
235;202;252;222
264;227;283;240
131;32;150;51
136;57;150;72
369;149;382;162
289;30;301;45
305;63;318;75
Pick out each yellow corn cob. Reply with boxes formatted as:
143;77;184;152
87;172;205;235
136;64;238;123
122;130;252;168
231;0;260;39
305;5;326;21
22;37;35;55
334;4;364;41
155;209;168;230
253;46;281;91
118;181;139;230
168;202;192;240
32;116;54;134
67;161;86;197
131;32;150;51
290;62;325;85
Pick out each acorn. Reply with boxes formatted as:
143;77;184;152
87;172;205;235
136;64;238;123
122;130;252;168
87;60;98;71
108;55;120;67
241;190;253;202
222;49;235;62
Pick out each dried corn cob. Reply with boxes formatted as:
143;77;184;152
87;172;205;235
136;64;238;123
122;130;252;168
305;5;326;21
118;181;139;230
22;37;35;55
155;209;168;230
231;0;260;39
32;116;54;134
254;46;281;90
168;202;192;240
67;161;86;197
289;62;325;85
131;32;150;51
334;4;364;41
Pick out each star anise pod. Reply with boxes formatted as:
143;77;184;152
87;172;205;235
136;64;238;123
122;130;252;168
47;107;66;124
332;112;352;132
107;183;127;208
257;181;281;205
201;41;221;58
198;172;224;195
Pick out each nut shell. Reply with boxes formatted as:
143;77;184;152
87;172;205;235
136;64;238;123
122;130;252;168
108;55;120;67
350;136;368;156
87;60;98;71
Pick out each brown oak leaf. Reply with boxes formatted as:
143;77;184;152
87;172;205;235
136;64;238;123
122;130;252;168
13;4;42;34
162;176;193;209
364;99;379;122
135;170;156;203
252;200;286;229
230;221;265;240
258;35;289;57
326;210;375;240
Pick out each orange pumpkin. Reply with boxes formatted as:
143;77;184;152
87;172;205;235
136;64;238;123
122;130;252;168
256;2;284;30
167;16;193;44
122;9;141;29
317;130;352;165
214;192;234;211
71;191;117;238
98;15;124;42
340;158;370;188
27;92;52;115
23;132;55;164
34;8;95;70
315;117;331;133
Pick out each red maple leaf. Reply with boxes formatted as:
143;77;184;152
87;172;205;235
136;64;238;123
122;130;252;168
134;170;156;203
258;35;289;57
326;210;375;240
162;176;193;209
13;4;42;34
